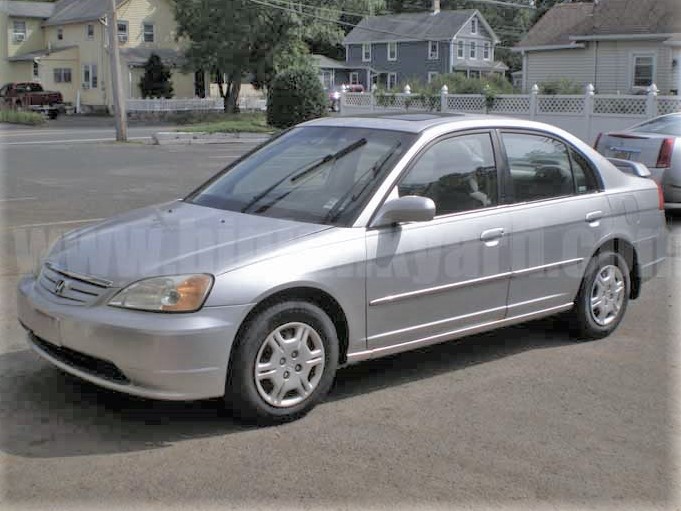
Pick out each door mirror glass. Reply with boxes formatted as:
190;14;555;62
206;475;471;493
372;195;436;227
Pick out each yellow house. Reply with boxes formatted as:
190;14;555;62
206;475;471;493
1;0;206;111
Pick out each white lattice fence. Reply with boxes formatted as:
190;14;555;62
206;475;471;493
593;95;647;116
342;92;373;109
489;95;530;114
126;98;223;112
445;95;486;113
658;96;681;116
538;95;584;114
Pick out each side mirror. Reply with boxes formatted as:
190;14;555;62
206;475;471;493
371;195;436;227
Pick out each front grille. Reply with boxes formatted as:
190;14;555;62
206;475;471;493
30;335;130;384
37;263;111;306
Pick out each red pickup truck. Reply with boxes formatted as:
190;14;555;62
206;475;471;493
0;82;64;118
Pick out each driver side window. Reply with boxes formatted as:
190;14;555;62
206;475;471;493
395;132;498;216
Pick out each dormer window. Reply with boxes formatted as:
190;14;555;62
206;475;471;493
471;18;478;34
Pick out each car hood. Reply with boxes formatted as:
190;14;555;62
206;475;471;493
46;201;332;285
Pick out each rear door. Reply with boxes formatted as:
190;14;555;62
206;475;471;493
500;130;609;318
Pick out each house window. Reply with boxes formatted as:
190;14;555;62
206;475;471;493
53;68;72;83
387;42;397;61
483;42;490;60
427;71;439;83
32;61;39;79
428;41;438;60
82;63;98;88
13;20;26;42
387;72;397;90
470;41;477;59
469;70;481;79
471;18;478;34
143;22;155;43
86;23;95;39
57;28;63;40
117;20;128;44
457;40;464;59
362;43;371;62
632;54;655;88
350;72;360;85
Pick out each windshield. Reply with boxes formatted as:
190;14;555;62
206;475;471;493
187;126;415;226
632;115;681;136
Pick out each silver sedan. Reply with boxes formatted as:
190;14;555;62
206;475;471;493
18;114;667;423
595;113;681;210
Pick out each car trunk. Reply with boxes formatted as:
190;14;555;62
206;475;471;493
596;132;669;169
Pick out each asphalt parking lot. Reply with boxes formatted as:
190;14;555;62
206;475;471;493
1;125;680;509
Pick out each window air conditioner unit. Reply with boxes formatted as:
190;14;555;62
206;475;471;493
13;34;25;43
82;82;90;89
118;34;127;44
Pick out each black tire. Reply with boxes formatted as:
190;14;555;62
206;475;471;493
225;301;339;424
48;109;58;119
570;250;630;340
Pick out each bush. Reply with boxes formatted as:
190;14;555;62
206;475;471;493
538;78;583;95
267;67;327;129
0;109;45;125
139;53;174;99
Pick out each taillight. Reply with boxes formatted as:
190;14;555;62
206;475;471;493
657;183;665;210
656;138;674;168
593;132;603;149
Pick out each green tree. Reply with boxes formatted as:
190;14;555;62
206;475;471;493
267;67;327;128
139;53;174;99
174;0;384;112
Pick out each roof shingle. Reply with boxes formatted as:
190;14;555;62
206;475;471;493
0;0;55;18
516;0;681;49
343;10;477;44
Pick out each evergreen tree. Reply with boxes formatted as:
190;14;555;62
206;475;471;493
139;54;174;99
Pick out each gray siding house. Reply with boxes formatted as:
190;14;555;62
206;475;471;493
342;7;508;90
514;0;681;95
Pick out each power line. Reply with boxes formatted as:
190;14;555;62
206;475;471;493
248;0;524;50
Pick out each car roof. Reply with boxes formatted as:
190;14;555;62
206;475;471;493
302;112;539;134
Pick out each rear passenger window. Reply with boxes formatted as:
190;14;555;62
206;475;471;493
570;148;599;194
502;133;577;202
396;133;498;216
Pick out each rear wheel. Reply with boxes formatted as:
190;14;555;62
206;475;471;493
570;250;630;340
225;301;339;424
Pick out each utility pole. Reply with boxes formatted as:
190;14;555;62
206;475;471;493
107;0;127;141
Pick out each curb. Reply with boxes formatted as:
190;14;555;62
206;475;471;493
153;131;272;145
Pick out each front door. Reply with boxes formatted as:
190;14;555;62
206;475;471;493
365;131;512;352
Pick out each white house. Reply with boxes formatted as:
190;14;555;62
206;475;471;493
514;0;681;95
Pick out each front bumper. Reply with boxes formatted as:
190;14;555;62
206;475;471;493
17;276;253;400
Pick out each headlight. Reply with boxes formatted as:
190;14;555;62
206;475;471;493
332;91;341;100
108;274;214;313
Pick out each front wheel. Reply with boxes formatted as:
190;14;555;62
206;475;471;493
570;250;630;340
225;301;339;424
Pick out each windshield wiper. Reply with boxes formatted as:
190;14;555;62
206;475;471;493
241;138;367;214
324;140;402;224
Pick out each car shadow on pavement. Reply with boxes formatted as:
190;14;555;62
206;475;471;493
0;317;574;459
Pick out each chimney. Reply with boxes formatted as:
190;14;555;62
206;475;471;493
432;0;440;15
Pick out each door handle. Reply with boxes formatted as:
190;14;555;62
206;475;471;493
480;228;505;243
585;211;603;224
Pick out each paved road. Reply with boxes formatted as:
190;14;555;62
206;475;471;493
1;134;679;509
